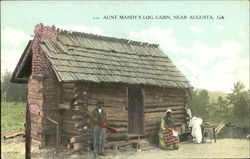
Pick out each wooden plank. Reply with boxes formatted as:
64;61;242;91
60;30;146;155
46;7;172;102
107;112;128;119
89;93;126;101
59;104;70;109
106;132;128;139
145;104;184;109
145;97;186;105
145;87;185;95
145;108;186;114
62;128;87;135
62;83;75;89
89;87;125;94
145;92;186;98
88;96;127;103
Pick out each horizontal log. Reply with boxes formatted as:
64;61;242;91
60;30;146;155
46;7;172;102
145;127;158;132
108;119;128;122
62;83;75;89
145;104;184;109
145;87;185;95
108;123;127;129
106;132;128;140
107;116;128;121
144;98;186;105
88;99;127;107
89;93;126;101
89;96;127;104
145;109;186;114
145;116;186;123
145;91;186;98
145;112;186;118
62;128;88;135
59;104;70;109
89;87;125;95
98;108;127;114
108;121;127;125
172;118;187;123
145;120;161;126
144;112;165;118
107;113;128;119
144;117;161;123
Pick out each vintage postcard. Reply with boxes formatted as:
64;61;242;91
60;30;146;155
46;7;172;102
1;1;249;159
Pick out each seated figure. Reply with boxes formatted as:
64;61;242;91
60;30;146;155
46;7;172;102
158;109;179;150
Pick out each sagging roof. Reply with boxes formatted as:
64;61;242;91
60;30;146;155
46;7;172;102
12;25;192;88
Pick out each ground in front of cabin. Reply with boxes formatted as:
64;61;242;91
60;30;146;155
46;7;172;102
1;136;249;159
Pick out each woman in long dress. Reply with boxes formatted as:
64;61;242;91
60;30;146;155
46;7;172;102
158;109;179;150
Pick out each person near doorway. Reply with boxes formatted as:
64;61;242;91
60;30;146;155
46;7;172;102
91;100;108;157
158;109;180;150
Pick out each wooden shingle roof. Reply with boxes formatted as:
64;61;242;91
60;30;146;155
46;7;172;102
39;29;192;88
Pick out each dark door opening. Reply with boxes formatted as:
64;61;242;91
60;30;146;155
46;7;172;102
128;86;144;135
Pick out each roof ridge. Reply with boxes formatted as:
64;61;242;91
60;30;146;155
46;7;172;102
54;26;160;48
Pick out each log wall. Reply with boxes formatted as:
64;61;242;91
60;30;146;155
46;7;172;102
87;84;128;143
59;83;91;151
59;84;189;149
144;87;188;141
59;83;128;150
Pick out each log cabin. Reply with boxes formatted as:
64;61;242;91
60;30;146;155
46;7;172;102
11;23;192;151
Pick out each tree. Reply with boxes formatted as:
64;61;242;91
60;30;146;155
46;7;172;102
1;71;26;102
227;82;249;126
212;96;231;122
189;89;210;120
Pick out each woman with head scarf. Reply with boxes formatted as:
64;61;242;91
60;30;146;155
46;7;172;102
158;109;180;150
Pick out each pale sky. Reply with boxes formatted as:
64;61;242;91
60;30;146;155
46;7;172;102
1;1;249;93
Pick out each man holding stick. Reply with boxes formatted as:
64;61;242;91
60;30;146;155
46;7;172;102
91;100;108;157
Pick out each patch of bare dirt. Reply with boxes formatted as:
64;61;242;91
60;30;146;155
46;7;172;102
1;136;249;159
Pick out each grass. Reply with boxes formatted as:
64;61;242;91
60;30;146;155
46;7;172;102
1;102;25;133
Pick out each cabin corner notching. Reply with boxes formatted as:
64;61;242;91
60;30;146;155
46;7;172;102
11;23;192;150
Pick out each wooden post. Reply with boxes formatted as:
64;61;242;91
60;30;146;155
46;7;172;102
213;128;216;143
25;102;31;159
56;124;60;154
46;116;60;155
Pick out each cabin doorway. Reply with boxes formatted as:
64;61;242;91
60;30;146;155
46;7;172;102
128;86;144;135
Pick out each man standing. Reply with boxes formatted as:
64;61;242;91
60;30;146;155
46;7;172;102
91;100;107;157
